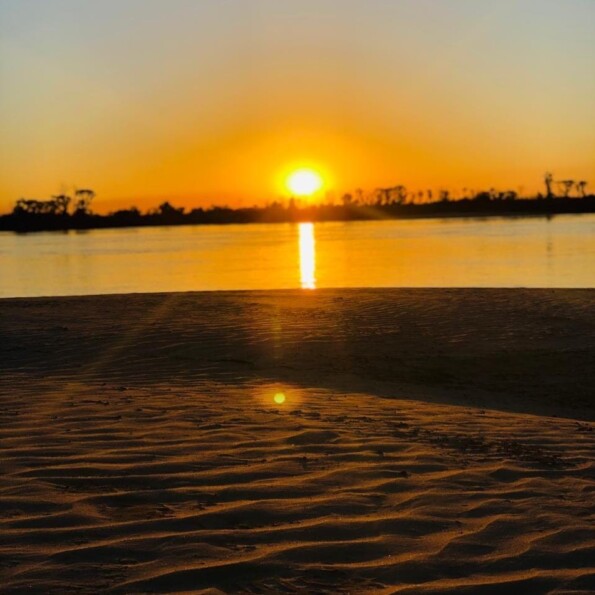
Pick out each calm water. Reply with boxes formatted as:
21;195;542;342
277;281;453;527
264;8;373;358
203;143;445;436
1;215;594;297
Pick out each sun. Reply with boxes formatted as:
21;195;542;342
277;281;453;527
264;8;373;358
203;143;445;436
286;168;323;197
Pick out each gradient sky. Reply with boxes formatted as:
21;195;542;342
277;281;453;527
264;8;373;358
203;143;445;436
1;0;593;212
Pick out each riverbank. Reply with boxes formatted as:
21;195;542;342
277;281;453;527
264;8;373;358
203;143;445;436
1;289;593;593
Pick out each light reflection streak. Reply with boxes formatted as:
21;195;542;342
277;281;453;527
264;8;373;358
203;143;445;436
298;222;316;289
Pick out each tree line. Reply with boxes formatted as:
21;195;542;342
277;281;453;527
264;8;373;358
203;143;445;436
1;174;593;232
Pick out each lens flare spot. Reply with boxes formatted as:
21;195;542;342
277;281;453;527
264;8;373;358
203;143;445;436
274;392;286;405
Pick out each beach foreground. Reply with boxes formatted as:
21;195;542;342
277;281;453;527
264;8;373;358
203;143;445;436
1;289;594;593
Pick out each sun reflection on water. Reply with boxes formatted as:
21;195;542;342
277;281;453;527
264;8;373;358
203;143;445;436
298;222;316;289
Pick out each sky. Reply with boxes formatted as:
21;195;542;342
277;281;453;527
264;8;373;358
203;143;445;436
0;0;594;213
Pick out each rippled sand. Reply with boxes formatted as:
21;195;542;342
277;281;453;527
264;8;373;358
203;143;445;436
1;289;594;593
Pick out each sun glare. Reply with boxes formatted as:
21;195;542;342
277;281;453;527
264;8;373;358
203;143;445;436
286;169;323;197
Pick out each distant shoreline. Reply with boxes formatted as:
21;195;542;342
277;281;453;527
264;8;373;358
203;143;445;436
2;195;594;233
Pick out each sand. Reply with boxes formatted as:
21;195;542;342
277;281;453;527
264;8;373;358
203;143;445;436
0;289;593;594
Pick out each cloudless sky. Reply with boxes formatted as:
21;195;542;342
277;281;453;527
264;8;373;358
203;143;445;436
0;0;593;212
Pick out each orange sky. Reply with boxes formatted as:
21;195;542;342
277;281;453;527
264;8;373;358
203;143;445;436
1;0;594;213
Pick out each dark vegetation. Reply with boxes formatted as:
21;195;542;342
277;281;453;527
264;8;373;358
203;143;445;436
1;174;593;232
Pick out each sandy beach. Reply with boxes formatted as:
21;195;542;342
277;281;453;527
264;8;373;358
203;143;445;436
1;289;594;593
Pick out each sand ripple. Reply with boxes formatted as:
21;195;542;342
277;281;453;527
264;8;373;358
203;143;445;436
1;379;593;593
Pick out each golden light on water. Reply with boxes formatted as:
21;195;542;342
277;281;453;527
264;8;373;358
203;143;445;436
286;169;323;197
298;222;316;290
274;392;286;405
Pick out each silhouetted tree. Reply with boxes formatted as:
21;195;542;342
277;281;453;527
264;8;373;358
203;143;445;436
394;185;407;204
52;194;71;215
475;191;491;203
73;189;95;215
14;199;43;214
158;201;184;216
544;172;555;198
376;188;391;205
14;198;60;215
576;181;588;198
558;180;574;198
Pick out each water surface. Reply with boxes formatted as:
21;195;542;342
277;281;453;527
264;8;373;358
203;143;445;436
1;215;593;297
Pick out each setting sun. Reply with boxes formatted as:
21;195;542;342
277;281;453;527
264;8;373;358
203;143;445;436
286;169;323;197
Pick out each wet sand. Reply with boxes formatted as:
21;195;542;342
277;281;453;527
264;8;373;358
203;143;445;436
1;289;594;593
